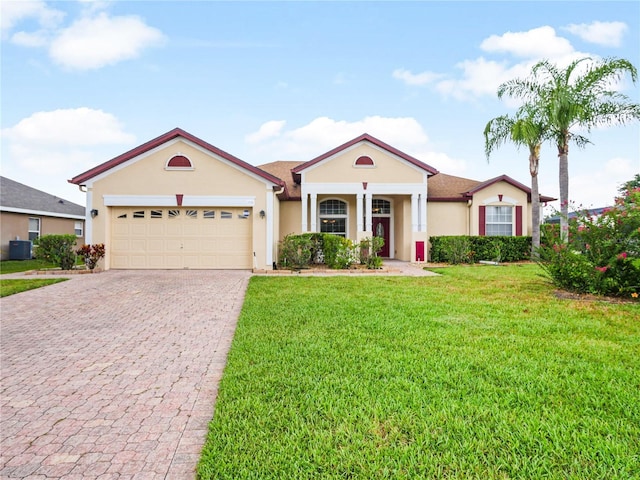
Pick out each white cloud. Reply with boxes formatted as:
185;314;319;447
1;108;136;175
567;157;637;208
564;21;628;47
1;0;65;34
245;115;466;173
480;26;575;59
245;120;286;144
49;12;166;70
392;69;442;86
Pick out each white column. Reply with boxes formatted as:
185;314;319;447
411;193;419;232
85;190;93;245
301;192;308;232
356;193;364;232
365;193;373;232
420;193;427;233
310;193;318;232
265;188;274;267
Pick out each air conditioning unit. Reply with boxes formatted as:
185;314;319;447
9;240;33;260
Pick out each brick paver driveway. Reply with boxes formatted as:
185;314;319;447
1;270;251;479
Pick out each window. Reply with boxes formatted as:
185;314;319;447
203;210;215;219
185;210;198;218
133;210;145;218
372;199;391;215
74;221;84;237
319;199;347;237
166;154;193;169
486;206;512;236
221;211;233;219
168;210;180;218
28;217;40;241
150;210;163;218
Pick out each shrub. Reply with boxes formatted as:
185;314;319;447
77;243;105;270
430;236;531;264
322;234;355;269
358;236;385;269
538;186;640;299
277;233;319;269
34;234;77;270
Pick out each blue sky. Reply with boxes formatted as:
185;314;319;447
2;1;639;213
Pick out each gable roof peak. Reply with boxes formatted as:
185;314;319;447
291;133;438;175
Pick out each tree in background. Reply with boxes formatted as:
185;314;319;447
498;57;640;241
484;105;547;255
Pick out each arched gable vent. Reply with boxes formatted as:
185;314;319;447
354;155;374;167
166;154;193;169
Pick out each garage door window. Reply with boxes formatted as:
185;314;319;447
133;211;145;218
186;210;197;218
221;211;233;219
204;210;215;219
169;210;180;218
150;210;163;218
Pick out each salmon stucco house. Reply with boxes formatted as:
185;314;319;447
69;128;553;270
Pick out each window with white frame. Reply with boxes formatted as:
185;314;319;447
28;217;40;241
74;221;83;237
486;206;513;236
319;199;347;237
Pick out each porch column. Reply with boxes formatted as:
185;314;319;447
365;193;373;232
411;193;419;232
420;193;427;232
301;192;308;232
310;193;318;232
356;193;364;232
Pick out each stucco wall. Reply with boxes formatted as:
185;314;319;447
304;144;425;184
428;202;470;237
86;139;273;270
0;212;84;260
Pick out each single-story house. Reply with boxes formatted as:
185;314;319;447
69;128;554;270
0;176;86;260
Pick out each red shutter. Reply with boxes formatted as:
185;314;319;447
479;206;486;236
515;206;523;236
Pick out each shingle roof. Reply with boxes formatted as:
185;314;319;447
258;161;303;200
1;176;85;217
427;173;556;203
427;173;482;201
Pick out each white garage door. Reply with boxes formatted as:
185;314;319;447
110;207;252;269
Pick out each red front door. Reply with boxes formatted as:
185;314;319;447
372;217;390;257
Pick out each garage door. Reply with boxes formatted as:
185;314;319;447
110;207;252;269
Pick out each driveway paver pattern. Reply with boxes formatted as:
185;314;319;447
1;270;251;479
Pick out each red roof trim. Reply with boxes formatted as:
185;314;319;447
291;133;439;175
466;174;556;203
69;128;284;187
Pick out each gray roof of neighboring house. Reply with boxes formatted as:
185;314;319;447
0;176;85;218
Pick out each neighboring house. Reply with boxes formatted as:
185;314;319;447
69;128;554;270
546;207;610;224
0;177;86;260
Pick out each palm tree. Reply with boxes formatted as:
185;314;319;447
497;57;640;240
484;106;546;254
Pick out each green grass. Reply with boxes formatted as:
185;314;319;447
0;259;57;274
198;264;639;480
0;278;67;297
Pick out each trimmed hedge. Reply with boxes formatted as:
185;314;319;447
430;236;532;264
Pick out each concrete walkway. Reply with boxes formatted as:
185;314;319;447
0;262;437;479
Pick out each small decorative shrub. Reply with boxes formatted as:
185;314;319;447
34;234;77;270
77;243;105;270
322;235;355;269
358;236;385;269
277;233;319;269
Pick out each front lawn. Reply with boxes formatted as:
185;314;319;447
0;259;57;274
198;264;639;480
0;278;67;297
